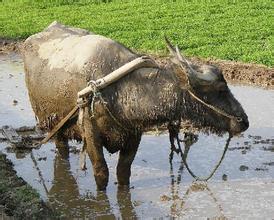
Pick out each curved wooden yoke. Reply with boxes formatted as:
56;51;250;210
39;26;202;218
78;56;158;98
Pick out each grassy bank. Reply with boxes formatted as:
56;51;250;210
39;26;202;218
0;0;273;66
0;153;58;219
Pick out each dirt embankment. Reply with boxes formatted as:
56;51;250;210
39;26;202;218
202;58;273;89
0;39;21;54
1;39;273;89
0;153;58;219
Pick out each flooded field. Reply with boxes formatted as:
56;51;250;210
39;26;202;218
0;53;274;219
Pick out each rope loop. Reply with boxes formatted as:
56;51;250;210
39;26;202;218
170;129;232;182
180;134;232;181
87;80;98;93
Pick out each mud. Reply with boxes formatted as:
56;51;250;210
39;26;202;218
207;59;273;89
0;53;274;218
0;39;21;54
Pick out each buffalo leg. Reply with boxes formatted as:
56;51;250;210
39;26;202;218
55;133;69;159
83;109;109;190
117;135;141;187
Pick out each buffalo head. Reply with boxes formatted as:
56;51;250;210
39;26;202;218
165;38;249;136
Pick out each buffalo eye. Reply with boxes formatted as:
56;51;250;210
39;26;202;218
236;117;243;122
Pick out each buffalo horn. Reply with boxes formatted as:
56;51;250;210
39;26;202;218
165;37;217;84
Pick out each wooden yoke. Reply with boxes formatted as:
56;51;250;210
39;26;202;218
78;56;158;98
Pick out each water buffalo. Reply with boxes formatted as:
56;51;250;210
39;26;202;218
22;22;248;190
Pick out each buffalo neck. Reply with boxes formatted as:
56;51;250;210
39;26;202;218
102;67;183;131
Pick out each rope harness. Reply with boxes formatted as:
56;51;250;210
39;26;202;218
167;86;240;181
169;89;235;181
187;90;241;121
77;80;132;132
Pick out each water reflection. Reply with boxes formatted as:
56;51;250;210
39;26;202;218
47;148;137;219
117;187;137;220
167;164;227;219
166;134;227;218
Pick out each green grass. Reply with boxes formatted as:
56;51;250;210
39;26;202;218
0;153;58;218
0;0;273;66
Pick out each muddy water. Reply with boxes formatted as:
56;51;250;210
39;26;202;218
0;54;274;219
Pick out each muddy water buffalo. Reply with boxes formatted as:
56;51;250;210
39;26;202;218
22;22;248;190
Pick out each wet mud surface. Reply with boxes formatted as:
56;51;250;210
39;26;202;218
0;53;274;218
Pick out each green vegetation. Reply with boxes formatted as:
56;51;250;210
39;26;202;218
0;0;273;66
0;153;57;219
